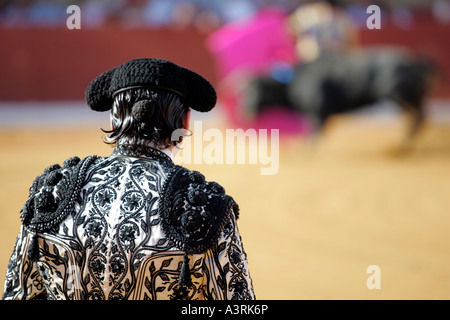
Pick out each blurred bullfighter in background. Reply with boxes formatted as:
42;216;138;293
207;1;438;150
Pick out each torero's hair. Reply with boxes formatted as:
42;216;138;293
102;88;188;151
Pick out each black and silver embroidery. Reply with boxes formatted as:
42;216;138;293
111;144;174;166
21;156;99;233
159;166;239;254
2;146;254;300
158;165;240;297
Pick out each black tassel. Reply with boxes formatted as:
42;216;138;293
28;234;40;262
179;252;192;288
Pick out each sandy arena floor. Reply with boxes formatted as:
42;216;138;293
1;113;449;299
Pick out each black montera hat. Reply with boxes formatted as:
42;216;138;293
85;58;217;112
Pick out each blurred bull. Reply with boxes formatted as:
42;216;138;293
245;49;436;149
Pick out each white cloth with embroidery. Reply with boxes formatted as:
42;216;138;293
2;149;255;300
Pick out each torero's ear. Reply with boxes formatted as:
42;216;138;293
183;109;191;130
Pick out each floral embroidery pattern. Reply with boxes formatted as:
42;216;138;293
2;148;255;300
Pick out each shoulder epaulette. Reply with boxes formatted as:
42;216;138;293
158;165;239;292
21;155;99;233
159;165;239;255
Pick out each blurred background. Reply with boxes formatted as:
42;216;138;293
1;0;449;299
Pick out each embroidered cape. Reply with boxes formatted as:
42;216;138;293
2;145;255;300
